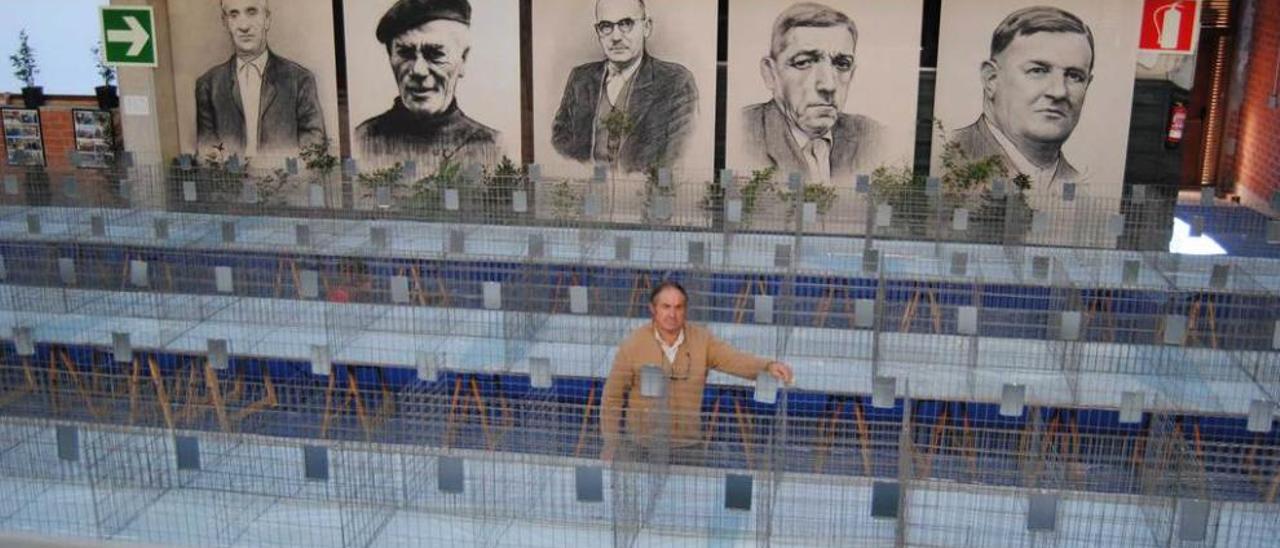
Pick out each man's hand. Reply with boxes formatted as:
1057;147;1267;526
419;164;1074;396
767;361;794;386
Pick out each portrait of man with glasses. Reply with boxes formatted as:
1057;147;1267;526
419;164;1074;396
550;0;699;173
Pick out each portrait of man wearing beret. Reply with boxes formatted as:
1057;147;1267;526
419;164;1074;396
356;0;502;166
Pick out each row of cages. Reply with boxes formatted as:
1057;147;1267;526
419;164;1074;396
0;343;1277;504
3;160;1277;253
1;239;1277;356
0;372;1276;547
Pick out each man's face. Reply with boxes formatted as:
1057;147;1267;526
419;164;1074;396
985;32;1093;146
595;0;650;65
649;287;687;335
761;26;856;138
221;0;270;57
389;20;470;116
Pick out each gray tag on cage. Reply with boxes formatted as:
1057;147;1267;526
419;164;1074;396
112;332;133;363
1163;315;1187;346
183;180;197;202
416;351;438;382
0;255;7;281
528;234;545;258
873;376;895;408
154;218;170;240
402;160;417;179
371;226;388;250
1199;188;1214;208
1032;256;1050;280
583;193;601;217
58;258;77;285
1027;493;1058;532
1061;183;1075;201
444;188;460;211
593;164;608;183
342;158;357;178
464;163;482;184
725;474;753;511
726;199;743;223
856;174;871;193
240;181;258;204
62;176;78;198
640;364;665;398
651;195;673;221
120;151;134;168
13;327;34;356
855;299;876;329
802;202;818;225
952;208;969;231
26;214;40;235
90;215;106;237
1247;400;1275;433
1000;384;1026;417
754;372;779;404
221;221;236;243
862;249;880;274
871;482;900;519
950;252;968;276
295;224;311;247
513;190;528;213
957;306;978;335
1273;321;1280;350
569;286;588;314
1191;216;1206;237
688;241;706;266
529;357;552;388
3;175;17;195
1131;185;1146;201
438;457;464;493
304;446;329;481
285;157;298;175
1105;214;1125;237
1177;500;1210;542
1267;221;1280;244
719;169;734;187
924;176;939;196
575;466;603;503
129;260;149;288
774;244;792;268
310;344;331;376
226;156;241;173
1209;264;1229;289
482;281;502;310
1059;311;1082;341
208;339;229;370
300;270;319;299
175;436;201;471
1031;211;1048;234
57;427;79;462
308;183;324;207
615;237;632;261
448;229;465;253
990;178;1007;198
527;163;542;183
391;275;411;304
1122;260;1141;284
875;204;892;227
1119;391;1144;424
754;295;774;325
658;168;672;188
375;186;391;207
215;266;234;293
787;172;803;190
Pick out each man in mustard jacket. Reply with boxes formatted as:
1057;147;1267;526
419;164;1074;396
601;281;794;463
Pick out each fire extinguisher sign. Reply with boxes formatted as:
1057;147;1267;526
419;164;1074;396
1139;0;1201;55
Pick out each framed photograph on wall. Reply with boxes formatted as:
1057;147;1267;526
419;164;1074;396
72;109;115;169
2;108;46;167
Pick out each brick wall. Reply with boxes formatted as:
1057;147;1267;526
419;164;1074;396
1234;0;1280;208
0;96;104;171
0;96;121;206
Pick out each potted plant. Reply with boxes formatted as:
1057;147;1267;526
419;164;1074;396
484;156;529;216
10;30;42;108
701;166;777;229
92;42;118;110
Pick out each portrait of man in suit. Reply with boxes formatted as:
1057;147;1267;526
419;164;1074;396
355;0;501;166
195;0;327;158
741;2;882;184
551;0;699;173
952;6;1094;190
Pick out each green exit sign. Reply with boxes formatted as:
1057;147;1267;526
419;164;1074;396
100;6;157;67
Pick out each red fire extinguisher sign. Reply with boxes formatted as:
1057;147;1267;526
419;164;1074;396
1139;0;1201;55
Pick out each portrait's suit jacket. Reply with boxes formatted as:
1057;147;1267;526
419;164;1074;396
195;51;326;156
952;115;1080;187
740;100;883;182
551;54;698;172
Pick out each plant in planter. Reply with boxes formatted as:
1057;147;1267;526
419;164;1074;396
548;178;583;222
638;164;676;224
484;156;526;211
254;168;296;208
10;30;43;108
868;163;928;236
778;181;839;226
299;137;337;206
91;42;118;109
357;162;406;209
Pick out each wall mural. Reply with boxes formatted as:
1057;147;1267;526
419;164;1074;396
344;0;521;169
726;0;923;185
168;0;341;166
931;0;1142;205
533;0;717;178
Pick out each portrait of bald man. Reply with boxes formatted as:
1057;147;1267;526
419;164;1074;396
741;2;883;184
195;0;327;158
550;0;699;173
952;6;1094;190
356;0;502;166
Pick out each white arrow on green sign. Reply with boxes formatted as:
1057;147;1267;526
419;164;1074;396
100;6;157;67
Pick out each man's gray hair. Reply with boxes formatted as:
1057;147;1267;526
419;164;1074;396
596;0;647;19
989;6;1094;71
221;0;271;15
768;2;857;59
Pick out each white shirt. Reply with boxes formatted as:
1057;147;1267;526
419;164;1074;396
985;117;1060;192
236;51;269;158
653;328;685;364
604;58;642;106
788;124;832;184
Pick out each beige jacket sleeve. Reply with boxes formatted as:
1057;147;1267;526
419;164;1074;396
600;346;635;447
706;332;772;380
